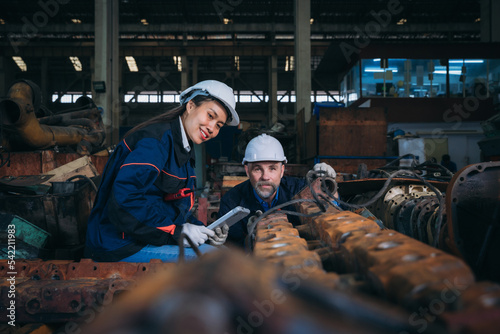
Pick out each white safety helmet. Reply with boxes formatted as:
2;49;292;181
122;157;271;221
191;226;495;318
180;80;239;126
242;134;287;164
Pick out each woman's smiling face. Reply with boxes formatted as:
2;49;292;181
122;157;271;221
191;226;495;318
182;99;227;144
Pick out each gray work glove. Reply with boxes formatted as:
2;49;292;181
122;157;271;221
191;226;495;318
313;162;337;179
208;223;229;246
181;223;215;247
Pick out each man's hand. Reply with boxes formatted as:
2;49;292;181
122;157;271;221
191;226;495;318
313;162;337;179
181;223;215;247
208;224;229;246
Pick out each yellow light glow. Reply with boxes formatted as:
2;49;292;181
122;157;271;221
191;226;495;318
12;56;27;72
69;56;82;71
125;56;139;72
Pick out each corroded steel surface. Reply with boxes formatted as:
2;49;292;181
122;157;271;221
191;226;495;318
0;259;175;323
446;161;500;282
260;178;500;334
81;250;422;334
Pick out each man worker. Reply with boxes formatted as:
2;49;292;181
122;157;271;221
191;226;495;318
217;133;337;248
440;154;457;173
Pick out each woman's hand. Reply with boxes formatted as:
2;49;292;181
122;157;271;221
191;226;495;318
208;224;229;246
181;223;215;247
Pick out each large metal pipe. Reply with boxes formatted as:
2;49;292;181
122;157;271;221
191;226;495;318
0;81;104;153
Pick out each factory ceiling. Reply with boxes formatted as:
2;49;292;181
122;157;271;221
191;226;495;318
0;0;485;102
0;0;481;42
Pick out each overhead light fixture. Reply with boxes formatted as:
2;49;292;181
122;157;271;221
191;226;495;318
125;56;138;72
475;17;481;23
140;18;149;25
12;56;27;72
223;18;233;24
0;18;5;25
285;56;294;71
449;59;484;64
364;67;398;73
71;18;82;24
69;56;82;71
310;18;314;24
173;56;182;72
234;56;240;71
397;18;407;25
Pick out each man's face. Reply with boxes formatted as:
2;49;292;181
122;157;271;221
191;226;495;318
245;161;285;200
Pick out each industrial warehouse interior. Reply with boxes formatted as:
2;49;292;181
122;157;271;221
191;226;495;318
1;0;500;333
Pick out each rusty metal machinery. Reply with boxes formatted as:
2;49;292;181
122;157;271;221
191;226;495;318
252;177;500;333
0;259;175;325
340;162;500;283
0;80;105;155
1;165;500;333
78;250;449;334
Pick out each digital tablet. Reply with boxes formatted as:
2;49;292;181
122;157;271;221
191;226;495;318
207;206;250;230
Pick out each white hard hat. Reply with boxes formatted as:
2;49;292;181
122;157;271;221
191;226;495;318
242;134;287;164
180;80;239;126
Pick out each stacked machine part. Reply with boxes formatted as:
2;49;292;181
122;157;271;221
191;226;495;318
252;177;500;334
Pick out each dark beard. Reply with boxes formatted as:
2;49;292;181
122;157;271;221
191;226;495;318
255;181;277;199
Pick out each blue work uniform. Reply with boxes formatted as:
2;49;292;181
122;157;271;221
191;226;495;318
218;176;308;248
85;119;202;262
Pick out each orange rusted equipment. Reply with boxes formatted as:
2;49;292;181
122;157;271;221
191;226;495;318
0;80;105;155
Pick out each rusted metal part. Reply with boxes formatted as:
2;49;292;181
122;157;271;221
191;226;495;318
446;161;500;282
0;179;95;254
81;250;427;334
3;278;134;323
287;179;500;333
0;258;175;281
253;211;342;296
0;259;175;323
300;208;476;311
0;151;108;177
0;81;105;154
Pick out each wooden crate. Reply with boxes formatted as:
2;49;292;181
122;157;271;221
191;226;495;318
317;107;387;174
0;151;108;177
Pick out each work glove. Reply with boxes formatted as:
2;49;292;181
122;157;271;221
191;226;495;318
181;223;215;247
208;223;229;246
313;162;337;179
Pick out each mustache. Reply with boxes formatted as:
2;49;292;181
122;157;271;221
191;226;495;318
256;181;276;189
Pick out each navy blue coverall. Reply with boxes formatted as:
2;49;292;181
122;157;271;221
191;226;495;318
85;119;203;262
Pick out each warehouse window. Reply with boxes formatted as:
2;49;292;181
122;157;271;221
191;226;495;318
120;90;340;104
346;58;496;104
314;91;340;102
52;93;91;103
124;91;180;103
237;90;266;103
449;59;488;98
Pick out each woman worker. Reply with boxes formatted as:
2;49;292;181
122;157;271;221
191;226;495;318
84;80;239;262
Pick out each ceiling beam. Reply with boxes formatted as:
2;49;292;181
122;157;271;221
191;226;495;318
0;22;479;35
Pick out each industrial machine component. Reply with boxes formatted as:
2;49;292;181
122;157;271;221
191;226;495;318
446;161;500;282
1;175;500;333
0;80;105;155
339;161;500;283
0;258;174;324
0;175;97;260
79;249;441;334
